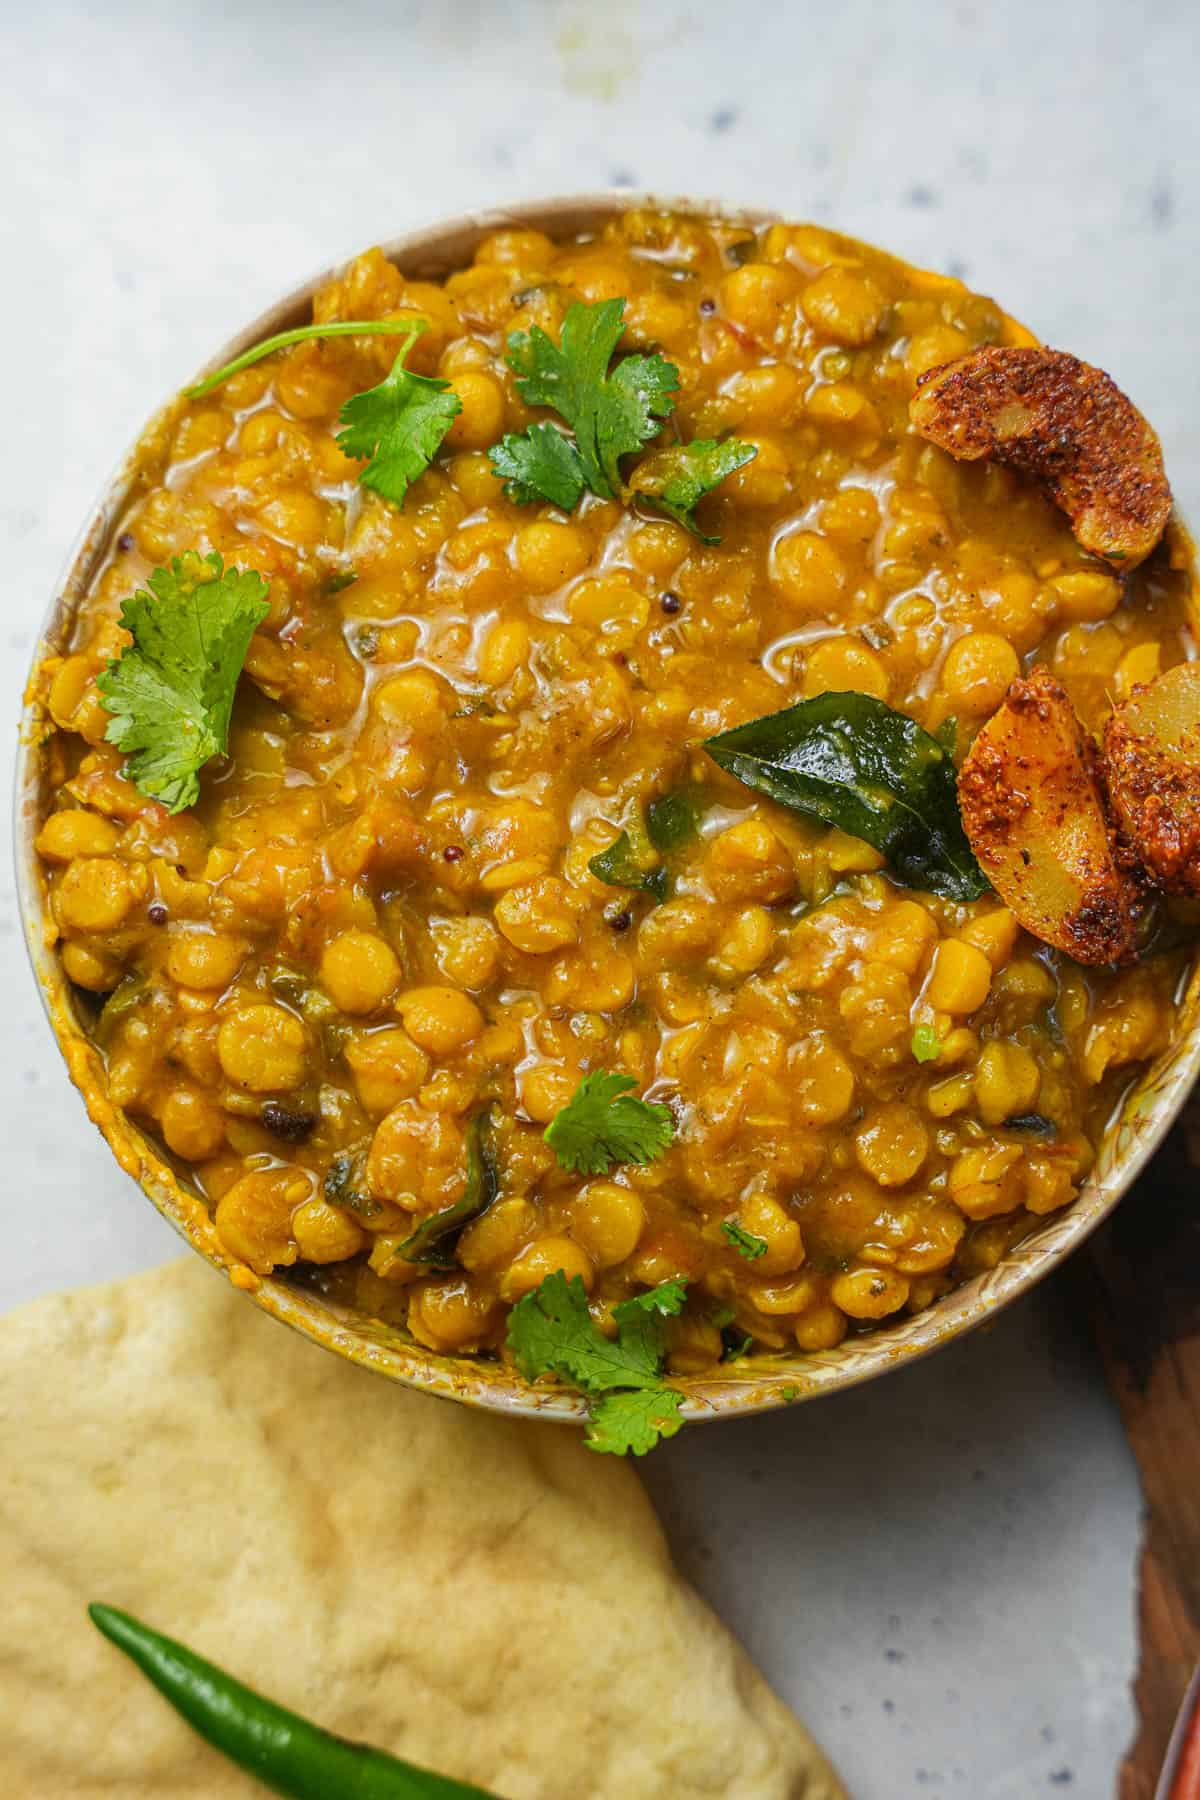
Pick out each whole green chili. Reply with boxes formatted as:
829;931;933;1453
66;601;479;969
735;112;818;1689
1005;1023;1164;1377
88;1604;500;1799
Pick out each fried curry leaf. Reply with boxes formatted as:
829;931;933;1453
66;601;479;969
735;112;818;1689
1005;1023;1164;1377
336;325;461;508
322;1145;382;1219
506;1271;688;1456
398;1111;499;1266
97;552;270;813
588;831;668;902
721;1219;768;1261
490;421;586;510
629;438;757;543
544;1072;675;1176
586;1386;686;1456
1007;1112;1058;1136
704;692;988;901
501;298;679;500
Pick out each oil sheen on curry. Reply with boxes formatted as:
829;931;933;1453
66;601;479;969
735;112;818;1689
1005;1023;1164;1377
34;210;1199;1373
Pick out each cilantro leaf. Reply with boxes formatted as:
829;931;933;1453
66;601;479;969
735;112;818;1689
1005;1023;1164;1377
506;1272;689;1456
97;552;270;813
544;1072;675;1176
911;1023;942;1064
507;1272;685;1394
585;1387;685;1456
507;1272;660;1392
183;318;457;511
336;326;460;508
614;1278;689;1320
608;1279;689;1374
721;1219;768;1261
629;438;757;543
597;352;682;491
503;299;678;499
184;319;435;400
588;831;668;902
490;422;586;510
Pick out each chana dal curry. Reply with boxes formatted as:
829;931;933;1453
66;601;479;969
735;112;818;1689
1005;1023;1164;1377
32;209;1200;1449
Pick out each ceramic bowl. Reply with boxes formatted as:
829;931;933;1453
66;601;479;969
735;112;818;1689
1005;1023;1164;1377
17;193;1200;1425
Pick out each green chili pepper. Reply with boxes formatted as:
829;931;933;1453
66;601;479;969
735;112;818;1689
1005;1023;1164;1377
88;1604;500;1799
94;972;149;1045
398;1108;499;1266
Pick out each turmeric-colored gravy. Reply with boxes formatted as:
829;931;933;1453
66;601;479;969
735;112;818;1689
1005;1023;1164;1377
34;211;1197;1367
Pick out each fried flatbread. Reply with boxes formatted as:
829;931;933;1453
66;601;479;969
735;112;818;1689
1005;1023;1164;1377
0;1259;845;1799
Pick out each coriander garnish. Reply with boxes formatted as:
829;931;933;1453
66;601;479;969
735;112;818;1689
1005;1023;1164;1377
543;1072;675;1177
506;1272;688;1455
97;551;269;813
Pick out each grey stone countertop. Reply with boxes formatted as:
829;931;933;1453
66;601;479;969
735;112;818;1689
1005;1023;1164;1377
4;1;1196;1792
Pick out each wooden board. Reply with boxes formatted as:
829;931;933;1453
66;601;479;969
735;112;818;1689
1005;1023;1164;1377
1079;1095;1200;1799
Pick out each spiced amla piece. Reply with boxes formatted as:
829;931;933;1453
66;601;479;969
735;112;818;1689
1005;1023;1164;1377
32;209;1198;1391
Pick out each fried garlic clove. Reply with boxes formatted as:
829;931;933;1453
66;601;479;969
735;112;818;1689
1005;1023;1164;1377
910;346;1171;569
958;668;1139;965
1103;660;1200;897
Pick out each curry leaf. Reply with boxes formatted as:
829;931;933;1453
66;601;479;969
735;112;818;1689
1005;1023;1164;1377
704;692;988;901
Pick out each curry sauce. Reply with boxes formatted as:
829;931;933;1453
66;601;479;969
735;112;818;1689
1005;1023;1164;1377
33;211;1198;1368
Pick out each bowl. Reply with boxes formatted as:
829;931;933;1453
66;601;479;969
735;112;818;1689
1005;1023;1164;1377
18;192;1200;1426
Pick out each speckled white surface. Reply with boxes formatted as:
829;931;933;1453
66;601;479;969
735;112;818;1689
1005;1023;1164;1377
4;2;1196;1793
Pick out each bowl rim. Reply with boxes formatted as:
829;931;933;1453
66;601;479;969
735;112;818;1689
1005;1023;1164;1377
17;188;1200;1428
